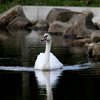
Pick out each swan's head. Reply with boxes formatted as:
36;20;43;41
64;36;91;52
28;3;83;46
41;33;52;41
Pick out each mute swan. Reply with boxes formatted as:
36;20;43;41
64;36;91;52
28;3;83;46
34;33;63;70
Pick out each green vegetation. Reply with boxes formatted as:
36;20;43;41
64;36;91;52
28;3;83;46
0;0;100;13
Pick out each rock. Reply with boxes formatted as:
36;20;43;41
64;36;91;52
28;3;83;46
77;28;95;39
46;8;78;25
94;23;99;29
33;20;48;30
63;13;96;37
98;24;100;29
48;13;96;37
83;42;100;60
71;38;91;47
0;30;9;40
35;20;48;27
92;43;100;59
6;16;32;29
63;21;79;37
83;43;95;58
48;21;71;33
91;30;100;42
94;23;100;30
0;5;25;28
68;13;95;29
31;20;38;25
82;11;93;19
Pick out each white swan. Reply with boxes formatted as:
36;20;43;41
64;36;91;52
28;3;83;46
34;33;63;70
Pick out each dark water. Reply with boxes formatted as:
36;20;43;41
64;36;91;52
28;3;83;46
0;29;100;100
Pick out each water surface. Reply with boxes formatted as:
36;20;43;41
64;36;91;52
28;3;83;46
0;30;100;100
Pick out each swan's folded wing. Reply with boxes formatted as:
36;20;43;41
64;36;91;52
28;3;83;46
50;53;63;69
34;53;44;69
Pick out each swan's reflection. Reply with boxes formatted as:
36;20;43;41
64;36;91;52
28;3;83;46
35;70;62;100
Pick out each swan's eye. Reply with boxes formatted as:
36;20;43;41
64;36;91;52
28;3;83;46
44;35;48;38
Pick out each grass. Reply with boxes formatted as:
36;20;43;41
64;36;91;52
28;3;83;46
0;0;100;13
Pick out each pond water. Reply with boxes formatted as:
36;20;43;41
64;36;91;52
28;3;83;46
0;29;100;100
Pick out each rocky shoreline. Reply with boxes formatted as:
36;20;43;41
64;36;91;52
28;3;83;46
0;5;100;61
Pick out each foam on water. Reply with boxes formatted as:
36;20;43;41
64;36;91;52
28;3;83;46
0;62;93;72
0;66;35;71
63;62;93;71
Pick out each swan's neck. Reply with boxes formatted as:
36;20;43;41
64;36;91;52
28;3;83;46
45;40;51;55
43;40;52;69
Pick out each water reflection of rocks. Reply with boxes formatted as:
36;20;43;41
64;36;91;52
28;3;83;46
0;29;31;66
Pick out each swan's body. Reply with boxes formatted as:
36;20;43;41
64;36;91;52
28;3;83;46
34;33;63;70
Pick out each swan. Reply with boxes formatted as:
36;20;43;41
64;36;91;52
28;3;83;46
34;33;63;70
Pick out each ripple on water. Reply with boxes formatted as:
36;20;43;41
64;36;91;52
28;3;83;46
0;62;93;72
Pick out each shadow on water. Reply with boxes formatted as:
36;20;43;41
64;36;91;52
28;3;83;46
0;29;100;100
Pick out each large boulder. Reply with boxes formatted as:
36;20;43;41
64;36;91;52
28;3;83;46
48;21;71;33
66;13;95;29
77;29;95;39
63;13;96;36
6;16;32;29
48;13;96;37
91;30;100;43
46;8;78;25
0;5;26;29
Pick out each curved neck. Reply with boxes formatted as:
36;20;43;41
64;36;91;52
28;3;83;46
45;40;52;54
43;40;52;69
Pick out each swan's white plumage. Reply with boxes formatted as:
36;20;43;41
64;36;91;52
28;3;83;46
34;33;63;70
34;52;63;69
